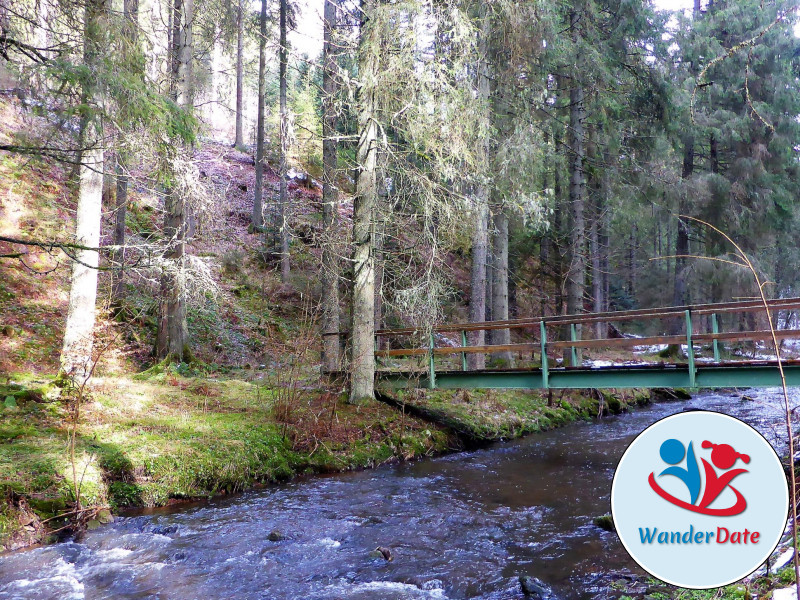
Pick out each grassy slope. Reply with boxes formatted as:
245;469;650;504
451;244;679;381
0;371;455;549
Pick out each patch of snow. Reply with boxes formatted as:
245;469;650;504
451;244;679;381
633;344;669;354
772;548;795;573
773;587;797;600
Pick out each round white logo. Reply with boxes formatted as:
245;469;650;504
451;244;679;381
611;410;789;588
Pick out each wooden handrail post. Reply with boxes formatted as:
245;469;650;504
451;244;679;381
711;313;720;363
428;332;436;389
570;323;579;367
685;309;696;387
540;321;549;389
461;330;468;372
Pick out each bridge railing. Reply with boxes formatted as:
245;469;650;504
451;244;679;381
339;297;800;388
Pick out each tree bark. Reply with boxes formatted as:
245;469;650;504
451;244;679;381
710;133;719;174
468;197;489;370
321;0;340;372
278;0;290;282
590;203;601;337
61;0;106;379
600;148;610;318
61;148;103;378
112;159;127;305
485;243;493;323
156;0;193;362
490;211;513;364
234;0;244;148
565;9;586;366
349;0;379;402
252;0;267;228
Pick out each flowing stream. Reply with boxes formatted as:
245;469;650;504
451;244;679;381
0;389;792;600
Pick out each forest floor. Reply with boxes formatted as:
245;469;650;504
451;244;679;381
0;96;672;552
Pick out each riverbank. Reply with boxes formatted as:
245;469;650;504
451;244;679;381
381;385;680;442
0;370;670;551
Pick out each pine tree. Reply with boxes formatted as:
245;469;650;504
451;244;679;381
321;0;341;373
156;0;194;362
349;0;380;402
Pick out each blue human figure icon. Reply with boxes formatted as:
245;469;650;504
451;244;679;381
658;438;701;505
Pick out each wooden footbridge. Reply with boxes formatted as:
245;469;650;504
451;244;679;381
335;298;800;390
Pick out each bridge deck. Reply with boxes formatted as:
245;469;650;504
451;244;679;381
375;361;800;390
327;297;800;390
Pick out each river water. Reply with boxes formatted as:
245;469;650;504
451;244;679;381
0;389;793;600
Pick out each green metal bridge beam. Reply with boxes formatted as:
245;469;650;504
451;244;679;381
377;364;800;391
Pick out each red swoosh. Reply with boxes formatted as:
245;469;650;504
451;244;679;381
648;472;747;516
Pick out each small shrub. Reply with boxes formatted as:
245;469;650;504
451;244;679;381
221;249;245;275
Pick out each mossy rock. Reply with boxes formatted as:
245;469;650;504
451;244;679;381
0;383;52;404
672;388;692;400
28;497;67;516
267;529;287;542
593;514;615;532
605;395;623;414
97;509;114;524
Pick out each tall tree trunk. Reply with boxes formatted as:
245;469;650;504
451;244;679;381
468;197;489;370
589;130;606;338
668;0;701;335
600;149;610;317
61;0;106;378
539;133;553;317
669;135;693;335
61;149;103;377
252;0;267;228
278;0;290;282
112;159;127;305
628;225;637;298
349;0;379;402
490;211;512;364
373;203;385;349
467;9;491;371
565;9;586;366
320;0;340;372
590;206;601;336
710;133;719;174
156;0;193;361
553;138;565;318
111;0;139;309
485;244;493;322
234;0;244;148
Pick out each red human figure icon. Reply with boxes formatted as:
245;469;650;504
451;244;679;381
698;441;750;510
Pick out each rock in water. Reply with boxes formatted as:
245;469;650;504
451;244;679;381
519;575;551;598
593;514;615;532
267;530;286;542
374;546;393;561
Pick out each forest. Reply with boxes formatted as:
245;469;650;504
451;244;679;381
0;0;799;597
